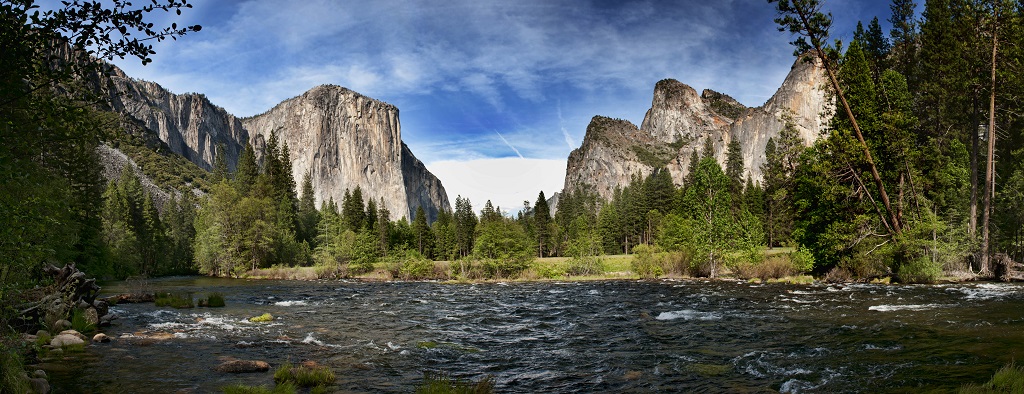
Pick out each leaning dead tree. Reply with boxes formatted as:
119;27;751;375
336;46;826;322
770;0;902;236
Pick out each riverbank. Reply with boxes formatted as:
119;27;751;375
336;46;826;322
241;249;988;285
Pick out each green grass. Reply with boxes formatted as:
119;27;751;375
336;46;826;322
274;362;336;387
960;363;1024;394
70;308;96;334
155;292;194;308
417;372;495;394
1;341;30;394
222;382;297;394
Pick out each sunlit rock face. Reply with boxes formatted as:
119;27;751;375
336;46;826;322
563;57;831;202
243;85;450;222
104;67;450;222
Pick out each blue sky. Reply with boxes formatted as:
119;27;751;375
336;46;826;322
112;0;896;213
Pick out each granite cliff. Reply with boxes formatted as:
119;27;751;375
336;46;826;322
563;57;831;201
102;70;450;222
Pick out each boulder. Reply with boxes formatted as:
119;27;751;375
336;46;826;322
215;359;271;373
99;313;118;327
54;320;72;331
92;300;109;317
33;369;47;379
29;377;50;394
35;330;50;338
92;333;110;343
82;308;100;327
50;334;85;348
58;330;87;341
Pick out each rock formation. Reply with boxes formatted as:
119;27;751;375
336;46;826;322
563;57;831;202
100;67;450;222
241;85;450;222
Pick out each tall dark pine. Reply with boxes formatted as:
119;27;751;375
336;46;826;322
297;171;319;246
534;191;551;257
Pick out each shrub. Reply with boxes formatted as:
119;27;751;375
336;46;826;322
274;362;336;387
481;258;533;279
154;292;194;308
534;264;566;279
631;245;663;279
565;255;604;276
314;263;348;279
205;293;226;307
417;372;495;394
661;250;693;277
896;256;941;284
734;255;798;280
790;247;815;273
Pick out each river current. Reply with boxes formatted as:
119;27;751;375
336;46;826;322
45;277;1024;393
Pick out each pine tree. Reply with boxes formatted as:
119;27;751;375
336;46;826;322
413;205;431;256
534;191;551;257
725;138;744;197
454;196;477;257
297;171;319;246
234;143;259;196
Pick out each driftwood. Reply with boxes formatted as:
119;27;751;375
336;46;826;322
13;263;101;332
993;253;1024;282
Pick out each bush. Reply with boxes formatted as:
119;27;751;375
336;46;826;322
631;245;663;279
274;362;336;387
534;264;566;279
155;292;194;308
565;256;604;276
896;256;941;284
661;250;693;277
206;293;225;307
734;255;798;280
417;372;495;394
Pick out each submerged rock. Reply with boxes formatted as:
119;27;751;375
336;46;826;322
215;359;270;373
92;333;110;343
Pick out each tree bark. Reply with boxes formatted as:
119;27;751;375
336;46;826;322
980;8;999;275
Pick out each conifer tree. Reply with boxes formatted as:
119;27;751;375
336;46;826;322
534;191;551;257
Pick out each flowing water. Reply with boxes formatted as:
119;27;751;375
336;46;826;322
43;277;1024;393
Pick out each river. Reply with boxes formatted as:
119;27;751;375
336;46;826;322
43;277;1024;393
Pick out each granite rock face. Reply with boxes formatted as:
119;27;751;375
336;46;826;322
101;67;450;221
563;57;831;202
242;85;450;222
103;66;250;172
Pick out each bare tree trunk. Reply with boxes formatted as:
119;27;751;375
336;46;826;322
970;96;980;239
980;11;999;275
791;8;902;235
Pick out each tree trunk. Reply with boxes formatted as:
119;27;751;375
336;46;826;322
970;95;980;239
981;12;999;275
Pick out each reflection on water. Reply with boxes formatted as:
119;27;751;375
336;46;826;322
45;277;1024;393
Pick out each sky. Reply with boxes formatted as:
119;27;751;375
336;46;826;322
110;0;896;214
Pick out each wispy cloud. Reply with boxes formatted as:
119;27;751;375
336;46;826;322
108;0;896;205
495;132;524;159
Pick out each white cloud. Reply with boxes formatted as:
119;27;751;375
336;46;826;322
428;158;566;215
